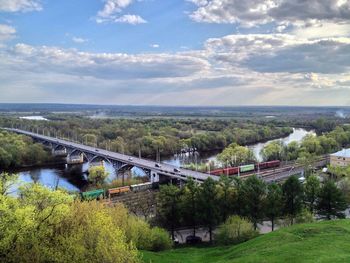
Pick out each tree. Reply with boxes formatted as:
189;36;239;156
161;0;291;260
198;178;220;243
265;183;283;231
282;176;304;225
0;172;18;196
316;180;347;220
261;140;284;162
217;143;256;167
88;166;109;186
304;175;320;213
181;178;200;236
157;184;182;241
218;175;234;221
242;175;266;230
297;152;318;177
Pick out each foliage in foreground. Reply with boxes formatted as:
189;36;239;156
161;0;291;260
142;220;350;263
0;173;171;263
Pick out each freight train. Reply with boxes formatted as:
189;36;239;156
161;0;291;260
79;182;154;201
210;160;280;176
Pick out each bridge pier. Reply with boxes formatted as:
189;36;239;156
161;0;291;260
67;153;84;165
52;149;67;157
150;170;160;184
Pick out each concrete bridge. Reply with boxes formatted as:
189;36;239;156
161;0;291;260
4;128;217;183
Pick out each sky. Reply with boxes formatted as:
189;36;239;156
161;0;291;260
0;0;350;106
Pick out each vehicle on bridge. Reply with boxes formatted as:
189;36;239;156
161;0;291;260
210;160;281;176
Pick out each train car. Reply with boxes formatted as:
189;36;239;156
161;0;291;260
107;186;130;198
255;160;281;170
130;182;153;192
80;189;105;201
210;168;225;176
221;167;239;176
239;164;255;173
266;160;280;168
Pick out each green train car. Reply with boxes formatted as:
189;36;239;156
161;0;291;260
80;189;105;201
239;164;255;173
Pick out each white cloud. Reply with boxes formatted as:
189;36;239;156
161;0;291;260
0;0;42;12
72;37;88;44
114;14;147;24
189;0;350;29
96;0;147;25
1;31;350;105
97;0;133;19
0;24;16;46
150;44;160;48
5;43;209;80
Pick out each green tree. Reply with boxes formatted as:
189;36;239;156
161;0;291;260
282;176;304;225
242;175;266;230
0;172;18;196
317;180;347;220
304;175;320;213
157;184;182;241
217;143;256;167
218;175;234;221
198;178;219;243
265;183;283;231
88;166;109;186
261;140;284;162
181;178;200;237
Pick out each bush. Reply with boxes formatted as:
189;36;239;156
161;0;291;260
215;215;258;245
149;227;172;251
295;208;315;224
107;204;172;252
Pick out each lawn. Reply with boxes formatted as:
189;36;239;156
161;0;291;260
142;220;350;263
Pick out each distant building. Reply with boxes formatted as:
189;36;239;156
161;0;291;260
330;149;350;167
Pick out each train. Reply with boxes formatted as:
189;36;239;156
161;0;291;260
79;182;155;201
210;160;281;176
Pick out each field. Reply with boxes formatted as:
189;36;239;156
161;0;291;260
142;220;350;263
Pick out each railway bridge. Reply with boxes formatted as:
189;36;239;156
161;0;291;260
4;128;216;183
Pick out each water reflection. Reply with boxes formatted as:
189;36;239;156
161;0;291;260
163;128;315;165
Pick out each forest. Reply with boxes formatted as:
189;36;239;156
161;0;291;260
0;116;293;160
0;131;51;170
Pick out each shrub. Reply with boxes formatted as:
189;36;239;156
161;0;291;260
149;227;172;251
215;215;258;245
295;208;315;224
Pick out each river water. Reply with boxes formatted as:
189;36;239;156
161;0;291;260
14;128;315;192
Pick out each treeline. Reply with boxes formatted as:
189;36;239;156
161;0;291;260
261;125;350;163
0;173;172;263
0;131;51;169
0;117;292;159
157;175;348;243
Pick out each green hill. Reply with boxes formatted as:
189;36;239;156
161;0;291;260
142;220;350;263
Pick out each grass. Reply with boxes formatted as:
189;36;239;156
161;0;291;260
142;220;350;263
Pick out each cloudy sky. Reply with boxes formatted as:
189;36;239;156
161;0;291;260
0;0;350;106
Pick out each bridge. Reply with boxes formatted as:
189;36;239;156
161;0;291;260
4;128;217;183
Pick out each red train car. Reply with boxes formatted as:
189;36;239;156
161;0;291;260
256;160;280;170
210;160;280;176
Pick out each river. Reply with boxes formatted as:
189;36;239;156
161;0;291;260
14;128;315;192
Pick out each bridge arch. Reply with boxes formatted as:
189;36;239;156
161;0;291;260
67;148;90;162
89;155;112;165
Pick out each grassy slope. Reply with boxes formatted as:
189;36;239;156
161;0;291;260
142;220;350;263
